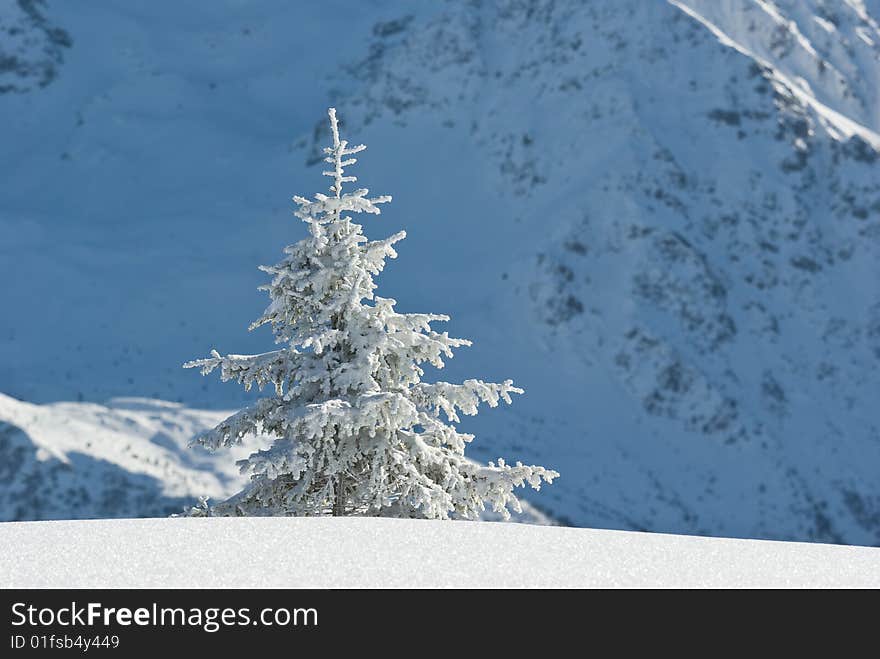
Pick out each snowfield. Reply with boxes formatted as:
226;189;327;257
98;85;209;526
1;517;878;588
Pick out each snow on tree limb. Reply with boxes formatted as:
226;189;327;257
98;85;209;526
411;379;524;422
183;349;296;395
293;188;391;224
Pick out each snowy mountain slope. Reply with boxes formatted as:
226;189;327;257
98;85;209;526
0;393;247;520
0;1;878;543
2;517;879;588
677;0;880;139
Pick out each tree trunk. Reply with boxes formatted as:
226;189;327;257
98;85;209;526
333;475;346;516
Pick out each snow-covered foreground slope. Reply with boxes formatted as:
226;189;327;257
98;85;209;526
0;393;551;524
1;1;879;543
1;517;878;588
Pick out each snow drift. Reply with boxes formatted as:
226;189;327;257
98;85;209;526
1;517;878;588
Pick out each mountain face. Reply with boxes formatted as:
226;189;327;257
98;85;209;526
0;1;878;542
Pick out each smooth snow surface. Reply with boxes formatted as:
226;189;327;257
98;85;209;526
1;518;878;588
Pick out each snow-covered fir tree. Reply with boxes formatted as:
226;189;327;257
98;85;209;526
184;108;557;519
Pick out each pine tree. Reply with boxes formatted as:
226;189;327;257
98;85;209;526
184;108;557;519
